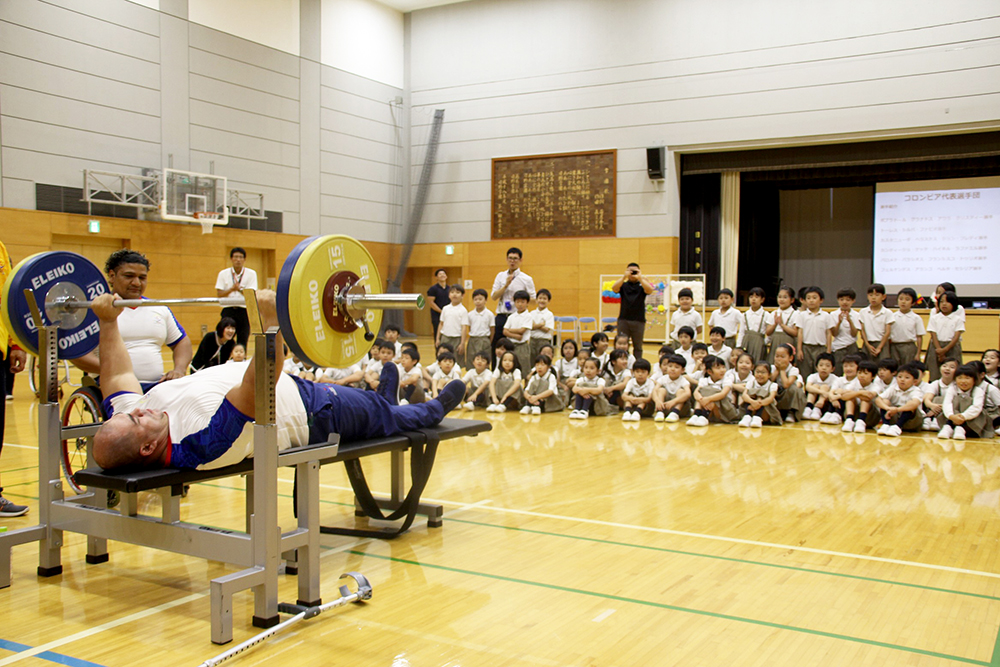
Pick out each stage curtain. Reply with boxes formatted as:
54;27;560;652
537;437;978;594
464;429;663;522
720;171;740;292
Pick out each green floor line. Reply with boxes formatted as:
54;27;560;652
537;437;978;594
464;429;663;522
199;481;1000;603
991;623;1000;666
348;550;990;666
447;518;1000;602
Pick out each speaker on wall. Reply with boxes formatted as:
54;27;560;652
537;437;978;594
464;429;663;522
646;147;665;180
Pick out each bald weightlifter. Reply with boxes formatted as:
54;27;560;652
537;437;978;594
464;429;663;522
92;290;465;471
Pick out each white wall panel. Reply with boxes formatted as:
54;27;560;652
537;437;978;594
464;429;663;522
188;23;299;76
190;125;300;169
189;49;300;101
190;101;299;146
1;86;160;143
189;74;299;121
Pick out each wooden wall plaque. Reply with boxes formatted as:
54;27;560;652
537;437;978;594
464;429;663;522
492;149;616;239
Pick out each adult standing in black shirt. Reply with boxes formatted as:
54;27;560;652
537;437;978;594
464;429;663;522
612;262;654;360
426;269;451;339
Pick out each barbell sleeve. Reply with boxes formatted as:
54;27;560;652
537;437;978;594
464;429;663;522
47;290;425;312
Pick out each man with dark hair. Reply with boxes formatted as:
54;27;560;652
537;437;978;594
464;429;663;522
426;268;450;339
71;249;192;390
216;247;258;347
612;262;654;360
490;247;535;352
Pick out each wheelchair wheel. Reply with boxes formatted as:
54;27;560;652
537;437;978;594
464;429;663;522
61;385;105;495
28;356;38;396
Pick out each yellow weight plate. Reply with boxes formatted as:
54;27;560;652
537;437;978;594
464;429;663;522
277;235;381;368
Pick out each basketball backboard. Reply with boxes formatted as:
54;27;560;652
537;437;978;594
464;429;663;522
160;168;229;226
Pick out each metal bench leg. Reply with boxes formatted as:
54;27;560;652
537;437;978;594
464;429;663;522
294;460;321;606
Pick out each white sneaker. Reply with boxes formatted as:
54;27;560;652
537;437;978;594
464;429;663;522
854;420;866;433
633;412;642;421
486;404;496;413
829;413;843;425
818;411;833;424
520;405;531;415
666;411;680;423
886;425;902;437
399;399;409;405
842;418;855;432
785;414;796;424
738;415;752;428
622;411;631;422
531;406;541;415
953;426;966;440
750;416;763;428
497;405;506;413
654;411;665;422
569;410;580;419
686;415;700;426
877;424;890;435
580;411;589;420
464;401;474;411
937;425;953;439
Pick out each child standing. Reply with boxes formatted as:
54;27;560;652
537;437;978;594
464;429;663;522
622;358;655;421
740;287;774;364
797;286;834;378
874;363;925;436
570;358;611;419
503;290;534;374
708;288;741;348
522;354;564;415
768;286;800;365
437;285;469;368
926;291;964;381
858;283;894;363
829;288;861;375
487;351;523;412
738;361;781;428
689;356;737;425
890;288;925;367
669;288;703;345
529;289;555;365
462;352;493;409
653;354;692;422
465;288;495;369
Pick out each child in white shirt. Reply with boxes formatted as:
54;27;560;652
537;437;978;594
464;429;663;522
829;288;860;375
529;289;555;365
738;361;781;427
488;350;523;413
465;289;496;370
797;286;834;378
689;356;737;425
522;354;563;415
653;355;692;422
926;291;963;381
740;287;775;363
858;283;893;363
554;339;581;406
771;343;805;422
804;352;841;423
939;364;989;443
923;358;957;431
502;290;534;375
431;351;462;398
462;352;494;409
397;348;424;404
437;285;469;367
708;288;741;347
707;327;733;369
723;352;754;407
890;287;925;366
669;287;702;344
613;334;637;370
874;363;925;436
835;358;879;433
621;359;654;421
603;349;632;413
768;286;799;365
570;357;609;419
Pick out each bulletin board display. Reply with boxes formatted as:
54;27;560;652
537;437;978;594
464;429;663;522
491;150;616;239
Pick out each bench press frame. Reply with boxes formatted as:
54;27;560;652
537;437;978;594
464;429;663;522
0;292;491;645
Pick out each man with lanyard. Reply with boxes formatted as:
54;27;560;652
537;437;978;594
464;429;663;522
426;269;450;340
72;250;192;392
612;263;654;360
0;238;29;517
490;247;536;351
216;247;258;347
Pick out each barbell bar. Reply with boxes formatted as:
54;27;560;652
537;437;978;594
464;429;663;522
1;235;424;368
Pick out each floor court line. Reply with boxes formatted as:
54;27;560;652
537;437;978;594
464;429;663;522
279;479;1000;581
0;593;204;666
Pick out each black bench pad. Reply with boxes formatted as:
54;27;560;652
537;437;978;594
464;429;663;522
73;418;491;494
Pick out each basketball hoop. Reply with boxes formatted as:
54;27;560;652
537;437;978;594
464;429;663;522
193;211;222;234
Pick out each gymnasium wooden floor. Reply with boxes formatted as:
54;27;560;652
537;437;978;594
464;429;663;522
2;351;1000;666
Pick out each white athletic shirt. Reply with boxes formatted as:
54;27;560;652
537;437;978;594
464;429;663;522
927;310;965;343
799;309;835;346
214;267;259;308
656;374;688;397
858;306;894;343
878;383;923;408
530;308;555;340
504;310;534;344
462;367;492;388
117;303;187;383
806;372;839;390
708;308;742;339
669;308;703;340
467;308;495;337
624;377;653;398
890;311;926;343
438;304;469;338
106;361;308;470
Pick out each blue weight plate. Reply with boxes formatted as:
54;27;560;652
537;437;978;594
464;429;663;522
1;251;107;359
276;236;317;367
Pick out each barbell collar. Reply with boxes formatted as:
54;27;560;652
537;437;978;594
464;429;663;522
344;293;425;311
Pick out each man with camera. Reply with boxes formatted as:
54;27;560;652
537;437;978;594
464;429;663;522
612;263;654;360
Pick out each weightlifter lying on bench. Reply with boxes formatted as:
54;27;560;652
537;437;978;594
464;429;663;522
91;290;465;471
